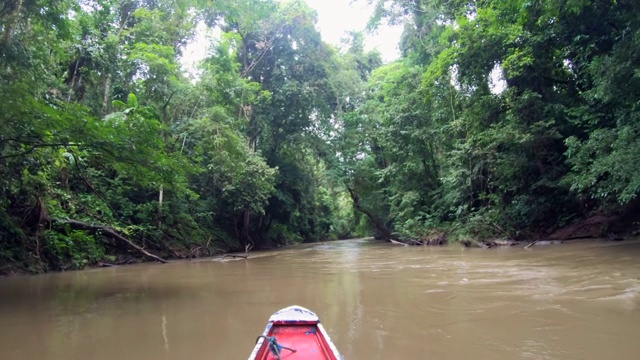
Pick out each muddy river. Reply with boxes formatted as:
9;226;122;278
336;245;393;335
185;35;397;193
1;239;639;359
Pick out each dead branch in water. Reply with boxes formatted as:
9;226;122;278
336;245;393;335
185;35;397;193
222;243;253;259
222;254;248;259
389;239;409;246
524;240;541;249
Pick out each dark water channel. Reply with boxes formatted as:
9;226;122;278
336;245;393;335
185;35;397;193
1;239;640;359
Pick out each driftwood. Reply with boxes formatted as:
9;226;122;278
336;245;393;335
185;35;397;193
222;254;248;259
51;218;167;263
389;239;408;246
524;240;540;249
222;243;253;259
492;239;517;246
525;240;565;248
391;232;447;246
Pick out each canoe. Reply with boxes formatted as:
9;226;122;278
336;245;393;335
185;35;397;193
248;305;343;360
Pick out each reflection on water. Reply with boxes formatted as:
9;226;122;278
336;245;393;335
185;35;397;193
1;239;640;360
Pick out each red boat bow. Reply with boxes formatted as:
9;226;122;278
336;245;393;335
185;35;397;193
248;306;343;360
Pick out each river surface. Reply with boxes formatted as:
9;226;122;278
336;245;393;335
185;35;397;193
1;239;640;360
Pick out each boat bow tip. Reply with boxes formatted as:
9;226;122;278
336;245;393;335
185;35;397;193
269;305;319;323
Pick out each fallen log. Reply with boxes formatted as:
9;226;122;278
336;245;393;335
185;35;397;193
524;240;540;249
525;240;564;248
222;254;248;259
51;218;167;263
389;239;409;246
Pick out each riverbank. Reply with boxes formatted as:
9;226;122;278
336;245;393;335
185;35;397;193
3;205;639;276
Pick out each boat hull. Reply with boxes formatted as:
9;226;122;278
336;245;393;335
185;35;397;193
248;306;342;360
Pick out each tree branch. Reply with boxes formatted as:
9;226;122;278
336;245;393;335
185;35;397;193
50;218;167;263
0;142;82;160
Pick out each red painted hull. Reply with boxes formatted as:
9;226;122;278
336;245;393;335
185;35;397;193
248;306;342;360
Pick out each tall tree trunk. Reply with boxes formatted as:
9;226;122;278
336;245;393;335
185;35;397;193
158;185;163;228
102;75;111;115
101;11;129;115
67;60;80;102
2;0;23;43
240;209;253;248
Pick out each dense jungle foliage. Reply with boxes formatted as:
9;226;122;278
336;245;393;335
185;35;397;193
1;0;639;273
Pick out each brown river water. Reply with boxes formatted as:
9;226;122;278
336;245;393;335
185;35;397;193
1;239;640;360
